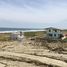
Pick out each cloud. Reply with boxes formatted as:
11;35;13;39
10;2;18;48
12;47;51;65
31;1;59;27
0;0;67;28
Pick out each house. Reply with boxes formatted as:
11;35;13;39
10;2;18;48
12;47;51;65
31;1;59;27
45;27;63;40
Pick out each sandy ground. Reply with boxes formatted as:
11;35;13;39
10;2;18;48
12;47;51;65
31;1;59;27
0;58;45;67
0;39;48;67
0;39;47;54
0;38;67;67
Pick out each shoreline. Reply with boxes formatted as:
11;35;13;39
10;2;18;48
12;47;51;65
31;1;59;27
0;30;45;33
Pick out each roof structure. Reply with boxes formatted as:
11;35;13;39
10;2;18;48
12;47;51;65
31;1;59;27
45;27;62;31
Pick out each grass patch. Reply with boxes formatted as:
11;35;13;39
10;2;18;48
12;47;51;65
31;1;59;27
24;31;46;38
63;38;67;42
0;31;46;41
24;32;36;37
0;33;11;41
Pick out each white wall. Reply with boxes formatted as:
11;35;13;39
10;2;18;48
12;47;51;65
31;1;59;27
46;29;61;39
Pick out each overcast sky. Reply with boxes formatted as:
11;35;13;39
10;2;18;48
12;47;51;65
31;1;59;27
0;0;67;29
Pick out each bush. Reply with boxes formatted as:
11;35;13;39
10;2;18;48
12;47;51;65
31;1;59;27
24;32;36;37
63;38;67;42
0;33;11;41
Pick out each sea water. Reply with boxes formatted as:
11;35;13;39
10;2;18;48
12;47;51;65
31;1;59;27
0;29;45;33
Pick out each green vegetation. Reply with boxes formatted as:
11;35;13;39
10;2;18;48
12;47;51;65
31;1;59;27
0;33;11;41
63;38;67;42
24;32;36;37
24;31;46;38
0;31;46;41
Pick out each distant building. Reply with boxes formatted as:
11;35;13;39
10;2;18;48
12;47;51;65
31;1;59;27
46;27;63;40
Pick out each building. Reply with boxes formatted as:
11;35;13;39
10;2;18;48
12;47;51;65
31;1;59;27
46;27;63;40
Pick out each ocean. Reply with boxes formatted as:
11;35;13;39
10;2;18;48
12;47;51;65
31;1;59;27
0;28;45;33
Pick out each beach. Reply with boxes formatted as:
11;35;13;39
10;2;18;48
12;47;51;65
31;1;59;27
0;30;67;67
0;36;66;67
0;0;67;66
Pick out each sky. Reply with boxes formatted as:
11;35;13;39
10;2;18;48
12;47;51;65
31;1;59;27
0;0;67;29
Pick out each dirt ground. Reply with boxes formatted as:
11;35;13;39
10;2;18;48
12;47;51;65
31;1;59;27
0;38;67;67
0;58;46;67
